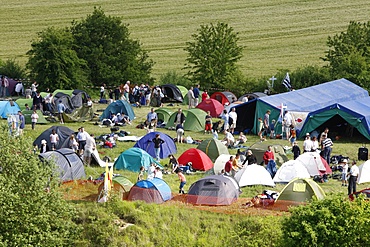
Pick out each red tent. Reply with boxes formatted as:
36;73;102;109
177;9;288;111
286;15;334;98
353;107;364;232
210;91;237;106
196;98;224;117
178;148;213;171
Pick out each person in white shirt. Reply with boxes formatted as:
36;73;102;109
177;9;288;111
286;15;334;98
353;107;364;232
31;110;39;130
44;93;54;113
341;159;349;187
15;81;24;96
187;87;195;109
283;111;293;140
84;134;96;166
147;163;156;179
100;84;105;100
154;167;163;179
49;129;59;150
303;134;313;152
229;108;237;134
223;129;235;147
348;160;359;195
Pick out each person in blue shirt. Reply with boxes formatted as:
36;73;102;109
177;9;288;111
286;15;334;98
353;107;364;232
57;100;66;124
193;84;200;106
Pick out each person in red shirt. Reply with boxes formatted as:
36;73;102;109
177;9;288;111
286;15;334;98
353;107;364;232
201;89;209;101
263;145;275;165
224;156;234;176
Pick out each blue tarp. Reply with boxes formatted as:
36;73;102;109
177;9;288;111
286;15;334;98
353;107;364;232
99;100;135;121
134;131;177;159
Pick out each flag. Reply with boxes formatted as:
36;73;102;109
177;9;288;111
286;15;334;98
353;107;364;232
98;163;111;203
282;73;292;91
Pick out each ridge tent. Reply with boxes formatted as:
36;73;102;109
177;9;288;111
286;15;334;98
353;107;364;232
248;142;288;166
98;175;134;200
275;178;325;205
299;97;370;140
238;92;267;101
134;131;177;159
33;126;75;150
0;100;21;118
22;109;48;124
166;110;188;129
99;100;135;121
127;178;172;204
155;108;173;124
114;147;161;172
39;148;85;181
296;152;332;176
210;91;237;106
197;138;229;162
358;160;370;184
161;84;183;103
235;164;275;187
213;154;231;175
183;108;207;132
187;175;240;205
196;99;224;117
178;148;213;171
273;160;311;183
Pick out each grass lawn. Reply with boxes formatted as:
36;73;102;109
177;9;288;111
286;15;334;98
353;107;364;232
1;0;370;79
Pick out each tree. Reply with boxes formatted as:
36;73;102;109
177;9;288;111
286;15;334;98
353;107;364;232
184;22;243;89
27;27;88;91
323;21;370;90
0;58;26;79
160;70;191;88
70;7;154;87
0;124;79;246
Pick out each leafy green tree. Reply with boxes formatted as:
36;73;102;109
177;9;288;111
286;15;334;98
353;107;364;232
27;27;88;91
70;7;154;87
280;194;370;247
184;22;243;90
160;70;191;88
0;58;26;79
323;21;370;90
0;124;79;246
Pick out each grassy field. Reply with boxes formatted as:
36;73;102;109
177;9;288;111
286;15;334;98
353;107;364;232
1;0;370;79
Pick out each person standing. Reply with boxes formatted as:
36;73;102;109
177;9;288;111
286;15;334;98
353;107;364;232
303;133;313;153
348;160;359;195
229;108;237;134
57;100;66;124
146;107;157;128
321;133;333;165
84;134;96;166
100;84;105;100
147;163;156;179
69;134;79;153
283;110;293;140
137;166;145;181
123;81;130;102
49;129;59;150
221;109;229;132
212;120;222;139
77;127;88;156
152;134;165;161
263;110;271;137
205;111;212;134
15;81;24;96
31;110;39;130
201;89;209;101
33;92;43;111
176;122;184;143
176;169;187;194
174;108;186;125
292;141;301;160
1;75;8;97
319;128;329;143
193;84;200;106
187;86;195;109
44;92;54;113
18;111;25;135
31;81;38;98
263;146;277;178
341;159;349;187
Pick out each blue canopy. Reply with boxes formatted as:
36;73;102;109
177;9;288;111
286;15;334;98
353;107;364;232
134;131;177;159
99;100;135;121
114;147;161;172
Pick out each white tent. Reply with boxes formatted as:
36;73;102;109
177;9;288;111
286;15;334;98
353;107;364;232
358;160;370;184
234;164;275;187
213;154;231;175
91;149;114;167
296;152;327;176
273;160;311;183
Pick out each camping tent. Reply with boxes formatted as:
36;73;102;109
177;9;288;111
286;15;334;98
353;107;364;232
71;89;89;108
166;110;188;128
296;152;332;176
114;147;161;172
273;160;311;183
127;178;172;204
196;99;224;117
167;108;206;132
63;105;95;123
53;89;74;96
178;148;213;171
98;175;134;200
299;97;370;140
238;92;267;101
39;148;85;181
33;126;75;150
187;175;240;205
235;164;275;187
99;100;135;121
0;100;21;118
213;154;231;175
91;149;114;167
225;101;243;113
155;108;173;124
358;160;370;184
161;84;183;103
210;91;237;106
15;98;33;110
275;178;325;204
134;131;177;159
53;92;74;114
176;85;188;100
22;110;48;124
248;142;288;166
197;138;229;162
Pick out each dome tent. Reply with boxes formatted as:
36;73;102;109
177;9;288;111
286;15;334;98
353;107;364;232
197;138;229;162
134;131;177;159
196;99;224;117
273;160;311;183
33;126;75;150
98;175;134;200
235;164;275;187
161;84;183;103
99;100;135;121
114;147;161;172
210;91;237;106
127;178;172;204
155;108;173;124
178;148;213;171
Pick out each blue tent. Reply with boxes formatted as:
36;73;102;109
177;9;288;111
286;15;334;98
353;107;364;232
127;178;172;203
235;79;369;134
299;97;370;140
114;147;161;172
134;131;177;159
99;100;135;121
0;101;21;118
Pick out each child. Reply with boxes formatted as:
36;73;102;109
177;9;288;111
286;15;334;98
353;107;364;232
292;141;301;160
269;119;276;139
176;169;186;194
137;166;145;181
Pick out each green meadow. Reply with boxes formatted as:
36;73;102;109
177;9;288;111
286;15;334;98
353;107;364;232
1;0;370;79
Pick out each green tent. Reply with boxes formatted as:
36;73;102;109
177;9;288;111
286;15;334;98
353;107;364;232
177;85;188;100
167;110;188;128
53;89;74;96
183;108;207;132
275;178;325;203
16;98;33;110
197;138;229;162
22;110;48;124
248;142;288;166
62;105;95;122
98;175;134;200
155;108;173;124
